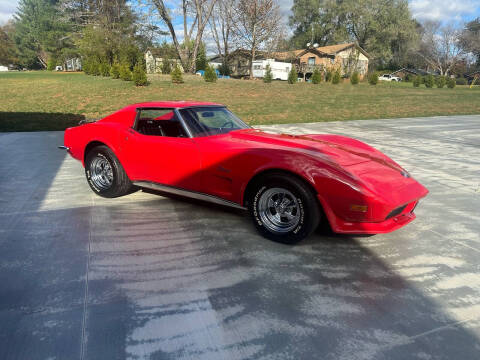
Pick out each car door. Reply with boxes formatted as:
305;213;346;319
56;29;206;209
122;108;202;192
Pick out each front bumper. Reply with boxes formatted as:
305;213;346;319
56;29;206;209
318;194;421;234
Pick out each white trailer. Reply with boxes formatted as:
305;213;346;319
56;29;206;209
252;59;292;81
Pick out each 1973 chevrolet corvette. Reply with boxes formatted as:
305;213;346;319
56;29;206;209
61;101;428;243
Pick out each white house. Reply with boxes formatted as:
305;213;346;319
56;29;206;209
252;59;291;81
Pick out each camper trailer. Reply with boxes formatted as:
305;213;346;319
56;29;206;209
252;59;291;81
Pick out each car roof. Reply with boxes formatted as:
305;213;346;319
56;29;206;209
126;101;225;110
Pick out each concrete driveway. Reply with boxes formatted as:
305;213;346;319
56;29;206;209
1;115;479;360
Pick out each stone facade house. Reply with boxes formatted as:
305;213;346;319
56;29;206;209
273;43;370;80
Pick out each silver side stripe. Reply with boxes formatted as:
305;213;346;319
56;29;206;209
133;181;247;210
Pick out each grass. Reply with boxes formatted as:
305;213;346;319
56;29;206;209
1;71;479;131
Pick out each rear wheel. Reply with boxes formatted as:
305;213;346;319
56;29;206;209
248;174;320;244
85;145;134;198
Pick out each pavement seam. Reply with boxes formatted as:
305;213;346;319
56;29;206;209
80;196;93;360
428;229;480;253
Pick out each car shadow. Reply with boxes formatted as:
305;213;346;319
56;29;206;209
0;112;86;132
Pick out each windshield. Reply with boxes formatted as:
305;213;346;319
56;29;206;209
179;107;250;137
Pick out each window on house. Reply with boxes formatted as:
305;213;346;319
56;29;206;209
308;57;315;65
135;109;188;138
330;58;335;65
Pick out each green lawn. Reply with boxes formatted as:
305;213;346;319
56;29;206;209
1;71;479;131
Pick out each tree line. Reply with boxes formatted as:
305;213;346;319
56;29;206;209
0;0;479;78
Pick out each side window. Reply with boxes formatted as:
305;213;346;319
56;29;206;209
135;109;187;138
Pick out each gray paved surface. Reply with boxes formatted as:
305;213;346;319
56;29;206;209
1;115;479;360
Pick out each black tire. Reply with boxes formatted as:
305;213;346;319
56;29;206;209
85;145;134;198
248;173;320;244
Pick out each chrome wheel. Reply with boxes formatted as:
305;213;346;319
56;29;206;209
258;187;301;233
89;155;113;190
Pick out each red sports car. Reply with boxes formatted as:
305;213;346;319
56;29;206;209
61;101;428;243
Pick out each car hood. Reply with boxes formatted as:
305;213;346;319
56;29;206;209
229;129;420;196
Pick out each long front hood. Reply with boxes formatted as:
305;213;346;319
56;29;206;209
230;129;427;201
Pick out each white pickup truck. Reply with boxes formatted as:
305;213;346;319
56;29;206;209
379;74;402;82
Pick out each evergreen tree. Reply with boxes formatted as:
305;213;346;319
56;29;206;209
311;68;322;84
288;66;298;84
14;0;72;68
119;63;132;81
368;73;379;85
161;59;172;74
204;64;218;82
436;76;446;88
447;77;456;89
350;71;360;85
424;75;434;88
100;62;110;76
413;75;421;87
171;64;184;83
263;64;273;83
132;63;148;86
110;61;121;78
325;69;333;82
195;44;207;71
332;70;341;84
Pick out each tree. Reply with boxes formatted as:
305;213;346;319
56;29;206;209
413;75;421;87
447;77;456;88
119;63;132;80
233;0;281;78
195;43;207;71
14;0;72;68
209;0;236;67
435;76;446;88
204;64;218;82
368;72;378;85
110;61;121;78
460;18;480;67
0;21;18;66
332;69;341;84
133;63;148;86
147;0;218;72
417;21;466;76
288;66;297;84
171;64;184;83
424;74;434;88
289;0;418;66
311;67;322;83
263;64;273;82
350;71;359;85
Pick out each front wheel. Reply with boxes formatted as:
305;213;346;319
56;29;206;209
85;145;134;198
249;174;320;244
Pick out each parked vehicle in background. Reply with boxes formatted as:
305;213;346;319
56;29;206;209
252;59;292;81
379;74;402;82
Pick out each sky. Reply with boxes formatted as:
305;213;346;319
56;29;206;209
1;0;480;28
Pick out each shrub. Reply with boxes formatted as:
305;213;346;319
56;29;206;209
110;62;120;79
447;77;456;89
413;76;421;87
132;63;148;86
424;75;434;88
456;77;467;85
368;73;379;85
350;71;360;85
311;68;322;84
90;59;101;76
170;64;183;83
161;59;172;74
332;70;341;84
325;69;332;82
404;73;413;82
436;76;446;88
100;62;110;77
204;64;217;82
263;64;273;83
119;64;132;81
288;66;298;84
